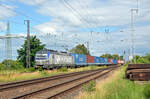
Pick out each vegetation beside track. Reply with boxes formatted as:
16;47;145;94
0;65;105;83
76;64;150;99
134;53;150;63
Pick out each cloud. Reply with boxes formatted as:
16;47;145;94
19;0;47;6
0;21;7;31
18;0;150;33
19;0;150;55
0;0;149;61
0;4;16;20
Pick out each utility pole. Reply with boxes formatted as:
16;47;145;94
88;31;93;54
86;41;89;54
130;0;139;64
24;20;30;68
123;50;126;63
130;8;138;64
105;26;109;58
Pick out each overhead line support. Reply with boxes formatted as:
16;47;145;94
24;20;31;68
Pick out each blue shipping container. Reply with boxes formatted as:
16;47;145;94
104;58;108;64
113;59;117;64
94;57;107;64
71;53;86;65
94;56;100;63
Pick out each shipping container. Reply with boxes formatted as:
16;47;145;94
108;58;112;64
94;57;106;64
35;50;74;69
86;55;94;63
117;60;120;64
112;59;117;64
94;56;100;63
104;58;108;64
117;60;124;64
53;54;74;65
71;53;86;65
100;57;105;63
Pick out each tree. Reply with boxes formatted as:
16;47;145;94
144;53;150;62
100;54;123;60
112;54;119;60
101;54;113;59
119;56;124;60
131;54;150;63
17;36;45;67
1;60;24;70
69;44;90;55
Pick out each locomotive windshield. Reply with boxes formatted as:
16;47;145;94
35;54;47;59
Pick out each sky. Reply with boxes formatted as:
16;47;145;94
0;0;150;61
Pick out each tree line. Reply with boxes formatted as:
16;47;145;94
0;36;150;70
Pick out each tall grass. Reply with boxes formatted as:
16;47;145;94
76;65;150;99
58;67;68;72
83;80;96;92
0;65;106;83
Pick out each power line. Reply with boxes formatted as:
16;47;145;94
70;0;95;27
61;0;93;30
74;0;101;30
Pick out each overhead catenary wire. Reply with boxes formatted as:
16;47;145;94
69;0;95;28
74;0;102;31
61;0;94;31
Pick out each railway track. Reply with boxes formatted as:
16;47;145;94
0;66;120;99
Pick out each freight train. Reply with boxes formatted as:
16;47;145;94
35;49;120;69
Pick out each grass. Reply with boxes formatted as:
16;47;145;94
0;65;104;83
83;80;96;92
75;65;150;99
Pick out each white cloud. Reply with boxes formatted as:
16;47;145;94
0;4;16;20
0;0;149;60
19;0;150;56
0;21;7;31
19;0;47;6
18;0;150;33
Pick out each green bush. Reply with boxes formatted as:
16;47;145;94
0;63;6;70
83;80;96;92
59;67;68;72
143;84;150;99
134;54;150;64
40;71;48;76
28;67;36;72
38;67;43;72
1;60;24;70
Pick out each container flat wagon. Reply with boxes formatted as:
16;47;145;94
35;49;120;69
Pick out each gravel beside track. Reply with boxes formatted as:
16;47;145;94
0;66;120;99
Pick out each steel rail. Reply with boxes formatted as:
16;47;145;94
49;68;115;99
0;65;118;91
12;67;119;99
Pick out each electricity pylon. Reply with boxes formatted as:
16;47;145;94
0;21;25;68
